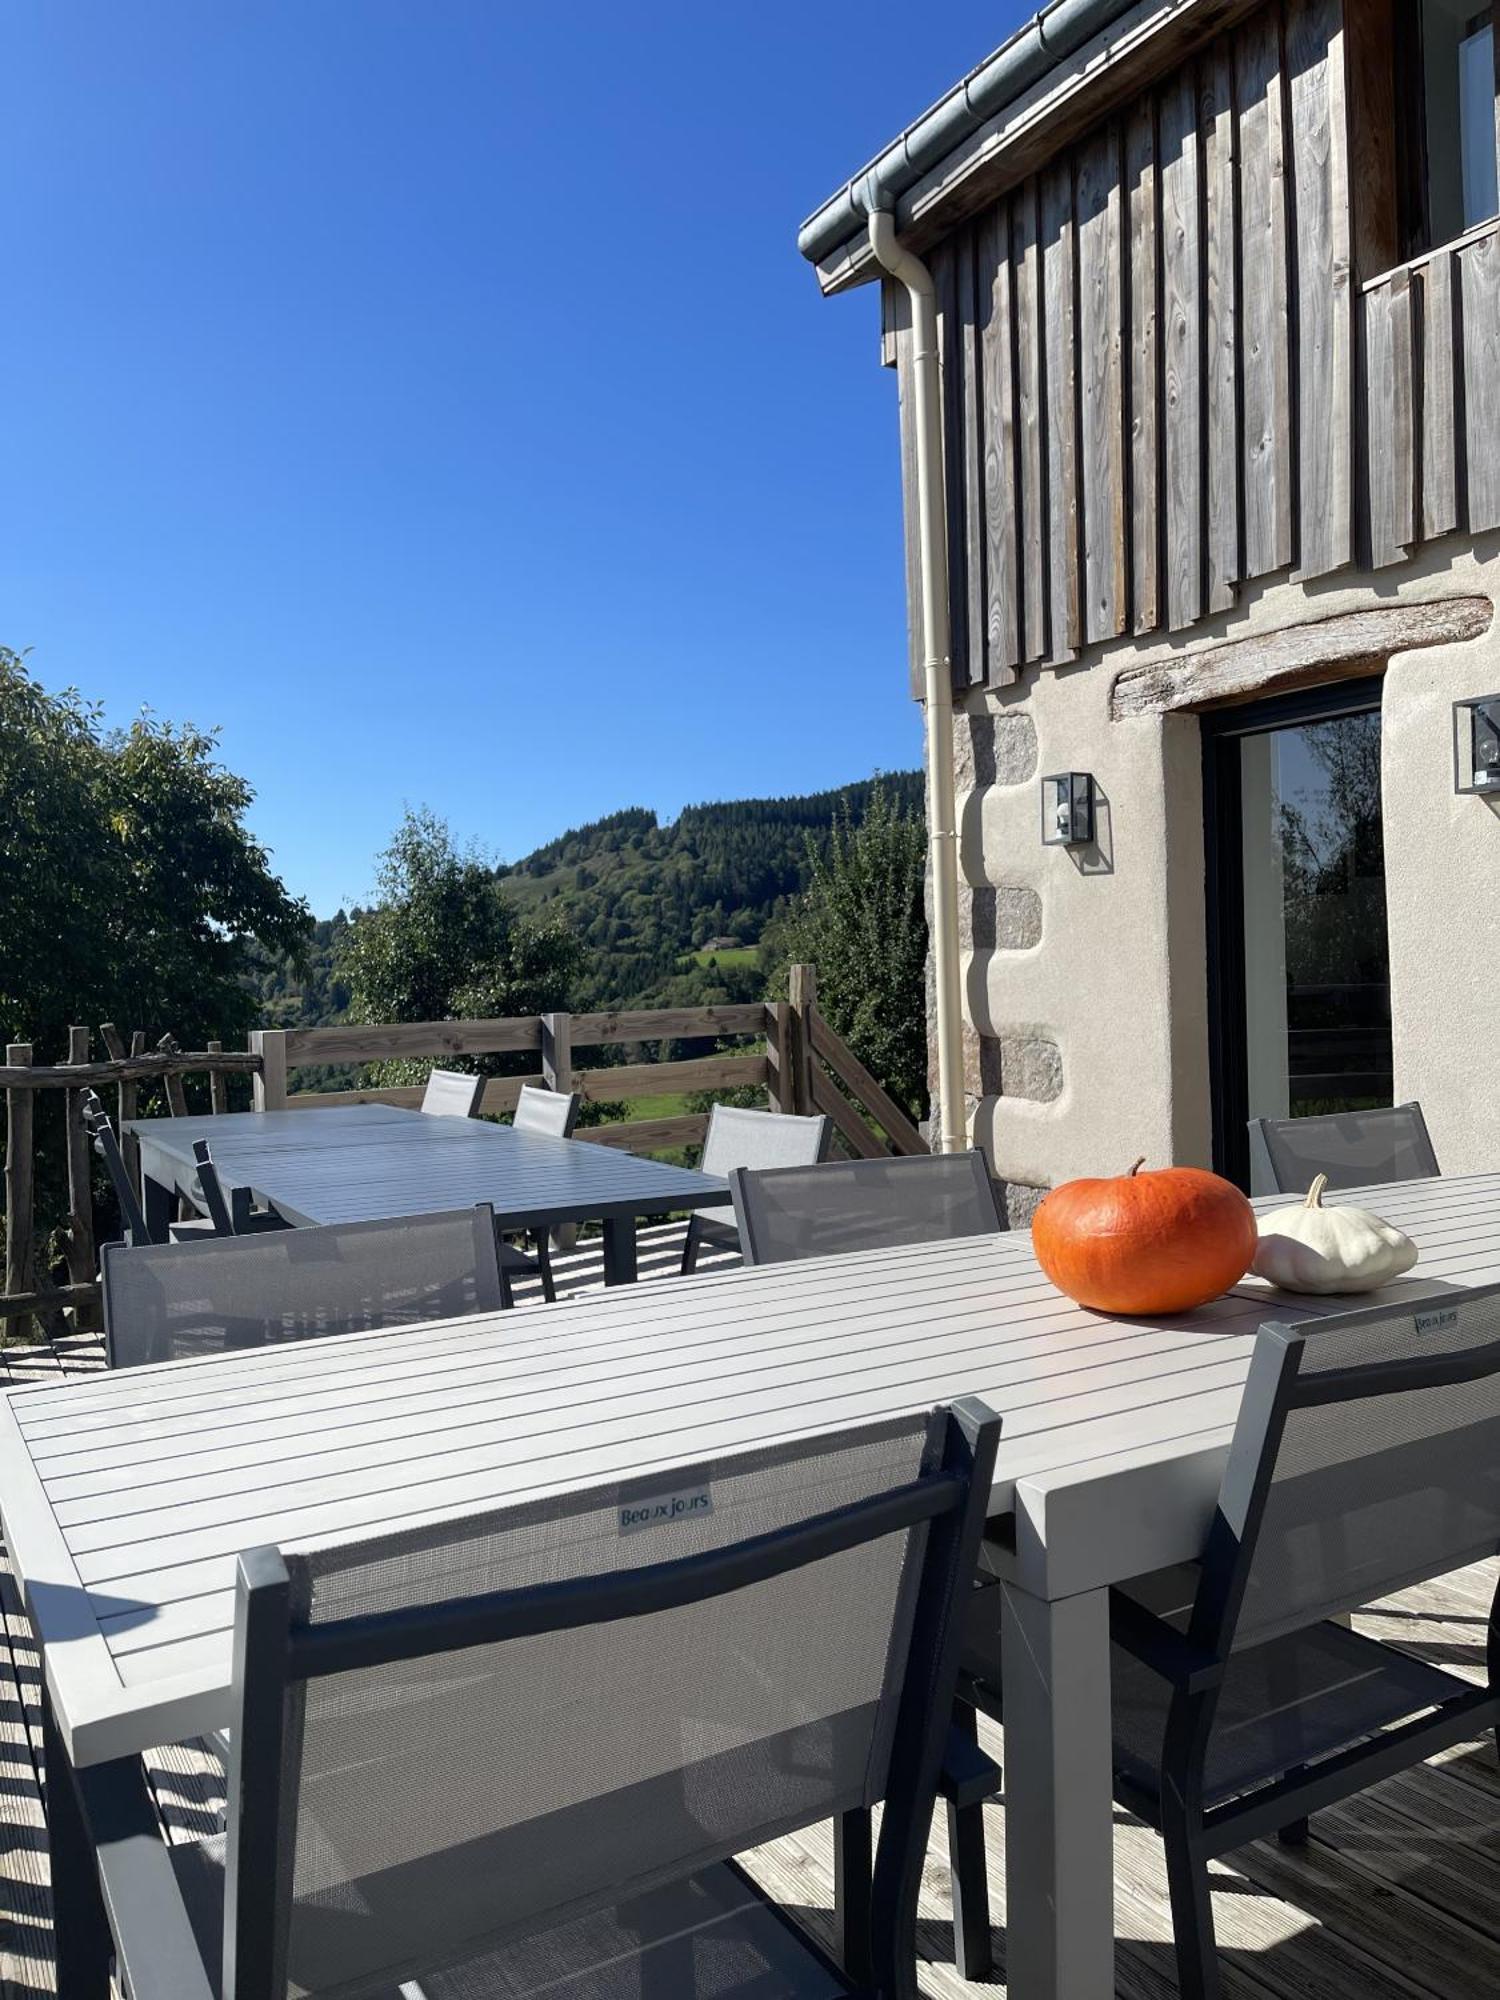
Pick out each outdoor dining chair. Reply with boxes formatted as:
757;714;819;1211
730;1148;1004;1267
80;1090;154;1248
186;1141;288;1239
1247;1100;1440;1196
497;1082;583;1304
955;1281;1500;2000
732;1145;1007;1977
81;1090;225;1246
101;1203;504;1367
681;1103;831;1273
512;1079;581;1139
67;1399;1000;2000
421;1066;486;1117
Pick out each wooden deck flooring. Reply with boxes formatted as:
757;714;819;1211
1;1225;1497;1997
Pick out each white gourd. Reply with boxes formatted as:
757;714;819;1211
1252;1173;1419;1294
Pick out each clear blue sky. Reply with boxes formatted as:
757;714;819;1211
2;3;1020;915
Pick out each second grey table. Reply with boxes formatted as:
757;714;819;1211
126;1104;731;1285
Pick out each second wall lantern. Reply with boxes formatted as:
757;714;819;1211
1455;695;1500;795
1041;771;1096;847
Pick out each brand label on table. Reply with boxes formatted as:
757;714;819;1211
1414;1307;1459;1337
618;1485;714;1534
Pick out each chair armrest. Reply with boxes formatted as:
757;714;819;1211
1109;1588;1223;1694
937;1722;1003;1811
74;1756;217;2000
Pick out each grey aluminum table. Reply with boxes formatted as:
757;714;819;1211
124;1103;731;1285
7;1170;1498;1997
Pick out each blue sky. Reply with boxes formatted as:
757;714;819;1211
2;3;1020;915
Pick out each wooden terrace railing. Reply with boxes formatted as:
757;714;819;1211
1;968;925;1336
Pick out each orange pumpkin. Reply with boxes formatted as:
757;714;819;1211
1032;1158;1257;1315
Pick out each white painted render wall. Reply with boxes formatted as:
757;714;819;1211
948;539;1500;1195
1383;608;1500;1173
961;675;1210;1192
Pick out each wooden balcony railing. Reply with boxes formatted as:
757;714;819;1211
1361;215;1500;566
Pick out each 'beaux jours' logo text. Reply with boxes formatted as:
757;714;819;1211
618;1486;714;1534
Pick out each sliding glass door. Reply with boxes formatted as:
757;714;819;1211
1204;682;1392;1188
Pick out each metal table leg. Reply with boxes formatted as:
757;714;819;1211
42;1687;113;1998
601;1215;638;1286
142;1169;175;1246
999;1578;1116;2000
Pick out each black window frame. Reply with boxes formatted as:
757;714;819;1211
1395;0;1500;261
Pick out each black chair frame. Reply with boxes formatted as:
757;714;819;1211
81;1090;154;1247
67;1400;1002;2000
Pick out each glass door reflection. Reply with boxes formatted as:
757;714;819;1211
1205;686;1392;1185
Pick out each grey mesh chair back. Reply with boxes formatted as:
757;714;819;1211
421;1067;485;1118
732;1150;1003;1267
1195;1282;1500;1653
512;1081;580;1139
217;1400;998;1999
681;1106;832;1274
1247;1100;1440;1196
695;1104;830;1225
81;1089;153;1247
101;1205;503;1369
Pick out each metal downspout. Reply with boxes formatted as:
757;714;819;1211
864;204;967;1158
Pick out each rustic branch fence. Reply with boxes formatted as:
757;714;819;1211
1;968;924;1338
2;1029;260;1334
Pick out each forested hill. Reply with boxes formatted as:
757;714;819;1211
495;775;924;1009
248;773;924;1023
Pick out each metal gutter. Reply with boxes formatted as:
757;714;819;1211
797;0;1142;274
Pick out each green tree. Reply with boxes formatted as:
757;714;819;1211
339;807;585;1093
1;650;312;1055
771;782;930;1119
1;650;313;1280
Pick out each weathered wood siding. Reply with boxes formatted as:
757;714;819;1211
1361;219;1500;560
886;0;1492;691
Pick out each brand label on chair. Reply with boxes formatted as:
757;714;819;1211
618;1484;714;1534
1414;1307;1459;1336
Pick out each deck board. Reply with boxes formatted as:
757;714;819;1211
1;1223;1497;1997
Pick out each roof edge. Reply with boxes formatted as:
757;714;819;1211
798;0;1157;277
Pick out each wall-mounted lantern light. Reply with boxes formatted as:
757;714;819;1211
1041;771;1096;847
1455;695;1500;795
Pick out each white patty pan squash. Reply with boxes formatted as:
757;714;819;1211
1252;1173;1419;1294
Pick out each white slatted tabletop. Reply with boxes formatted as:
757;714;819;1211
6;1169;1497;1776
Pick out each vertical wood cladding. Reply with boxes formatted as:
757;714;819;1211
887;0;1491;688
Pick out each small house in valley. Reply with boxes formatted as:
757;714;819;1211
801;0;1500;1205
